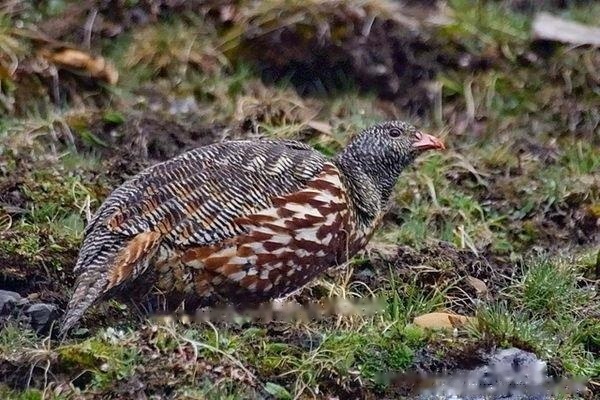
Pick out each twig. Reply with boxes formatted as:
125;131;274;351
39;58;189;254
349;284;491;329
532;12;600;47
83;8;98;50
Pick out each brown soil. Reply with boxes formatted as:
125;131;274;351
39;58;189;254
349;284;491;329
83;112;230;163
231;2;472;115
354;241;514;316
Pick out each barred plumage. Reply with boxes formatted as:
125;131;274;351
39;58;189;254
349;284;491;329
61;121;444;336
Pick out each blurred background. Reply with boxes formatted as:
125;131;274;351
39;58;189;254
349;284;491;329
0;1;599;399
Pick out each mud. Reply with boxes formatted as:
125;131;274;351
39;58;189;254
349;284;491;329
0;244;75;302
0;325;266;400
0;332;548;400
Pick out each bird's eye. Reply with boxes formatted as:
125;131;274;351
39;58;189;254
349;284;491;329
389;128;402;138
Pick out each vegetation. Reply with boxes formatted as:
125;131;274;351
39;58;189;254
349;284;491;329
0;0;598;398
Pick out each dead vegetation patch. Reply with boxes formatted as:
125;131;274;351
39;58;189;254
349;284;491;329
2;0;482;116
225;0;463;113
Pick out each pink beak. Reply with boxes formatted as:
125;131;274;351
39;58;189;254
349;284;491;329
412;132;445;151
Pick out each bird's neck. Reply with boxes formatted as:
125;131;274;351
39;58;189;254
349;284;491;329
332;152;397;229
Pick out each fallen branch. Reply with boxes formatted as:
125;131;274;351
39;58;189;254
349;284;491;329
532;12;600;47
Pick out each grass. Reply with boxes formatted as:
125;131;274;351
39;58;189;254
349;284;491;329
473;254;600;379
0;0;599;399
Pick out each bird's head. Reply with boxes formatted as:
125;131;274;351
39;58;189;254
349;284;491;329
338;120;445;184
334;120;445;219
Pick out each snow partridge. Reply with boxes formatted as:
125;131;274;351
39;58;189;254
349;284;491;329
60;121;444;336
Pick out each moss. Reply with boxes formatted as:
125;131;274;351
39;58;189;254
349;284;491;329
0;387;66;400
472;255;599;378
57;336;140;390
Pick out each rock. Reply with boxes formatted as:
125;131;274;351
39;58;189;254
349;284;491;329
418;348;585;400
24;303;60;333
0;290;23;315
413;312;475;330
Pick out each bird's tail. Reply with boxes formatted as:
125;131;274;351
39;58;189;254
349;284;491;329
60;265;110;338
60;229;162;338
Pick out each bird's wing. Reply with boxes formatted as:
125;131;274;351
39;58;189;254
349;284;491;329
103;140;325;242
74;140;327;276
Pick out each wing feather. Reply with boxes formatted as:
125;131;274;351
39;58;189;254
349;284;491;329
95;139;326;248
106;230;162;290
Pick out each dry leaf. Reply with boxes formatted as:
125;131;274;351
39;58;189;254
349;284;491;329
307;120;333;135
43;48;118;84
466;276;488;296
0;64;13;80
413;312;474;330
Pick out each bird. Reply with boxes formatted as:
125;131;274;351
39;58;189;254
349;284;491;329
60;120;445;336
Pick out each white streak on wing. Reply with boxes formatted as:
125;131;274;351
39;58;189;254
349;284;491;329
272;247;291;255
295;227;319;242
284;203;322;218
255;207;280;219
185;259;204;269
269;234;292;244
259;263;284;279
259;269;270;279
231;255;258;264
227;270;247;282
270;156;292;174
243;241;266;254
295;249;310;258
321;172;342;185
211;246;237;258
312;192;339;204
325;212;337;224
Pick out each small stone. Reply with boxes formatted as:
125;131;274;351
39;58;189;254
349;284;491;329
0;290;22;315
168;96;198;115
417;348;555;400
25;303;60;332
